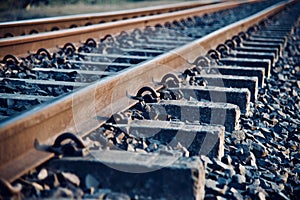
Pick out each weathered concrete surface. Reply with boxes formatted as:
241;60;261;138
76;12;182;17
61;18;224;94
115;120;225;159
168;86;250;115
48;150;205;199
195;74;258;101
148;100;240;132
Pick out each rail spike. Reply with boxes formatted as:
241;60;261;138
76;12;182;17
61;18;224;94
62;43;77;55
1;54;21;65
224;39;236;50
238;31;248;40
127;86;160;103
207;49;221;61
0;178;22;198
36;48;52;60
3;33;14;38
161;73;180;88
153;73;181;88
247;24;260;35
100;34;115;43
34;132;88;157
232;35;242;45
216;44;229;56
192;56;211;68
85;38;97;48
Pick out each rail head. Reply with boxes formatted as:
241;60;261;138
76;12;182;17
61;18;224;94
0;0;295;182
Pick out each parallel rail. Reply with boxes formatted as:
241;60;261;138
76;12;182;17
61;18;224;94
0;0;295;182
0;0;252;59
0;0;222;38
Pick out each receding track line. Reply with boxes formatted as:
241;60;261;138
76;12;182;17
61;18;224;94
0;1;255;58
0;0;224;38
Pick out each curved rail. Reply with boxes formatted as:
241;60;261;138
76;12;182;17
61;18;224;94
0;0;222;38
0;0;295;182
0;0;253;59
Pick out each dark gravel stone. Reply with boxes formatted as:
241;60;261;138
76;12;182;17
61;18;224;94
232;174;246;184
251;141;268;158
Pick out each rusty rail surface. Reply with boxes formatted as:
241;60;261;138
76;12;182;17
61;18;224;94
0;0;222;38
0;0;252;59
0;0;295;183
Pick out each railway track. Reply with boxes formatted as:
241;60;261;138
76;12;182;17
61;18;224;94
0;0;223;38
1;0;300;199
0;0;259;58
0;0;273;122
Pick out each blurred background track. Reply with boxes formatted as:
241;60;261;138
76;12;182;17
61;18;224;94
0;0;199;22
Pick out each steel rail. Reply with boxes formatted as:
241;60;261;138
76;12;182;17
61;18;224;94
0;0;295;183
0;0;223;38
0;0;253;59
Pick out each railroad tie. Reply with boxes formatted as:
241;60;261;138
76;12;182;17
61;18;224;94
148;100;240;132
47;150;206;200
214;57;271;78
201;66;265;87
168;86;250;116
193;74;258;102
114;120;225;159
